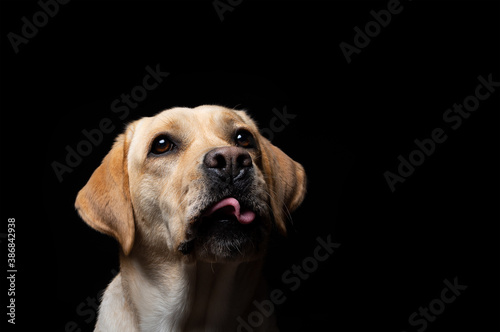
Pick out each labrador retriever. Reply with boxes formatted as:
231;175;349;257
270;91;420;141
75;105;306;331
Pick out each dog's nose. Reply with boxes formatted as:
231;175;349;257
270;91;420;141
203;146;252;182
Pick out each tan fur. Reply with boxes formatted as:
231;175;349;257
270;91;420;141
75;105;306;331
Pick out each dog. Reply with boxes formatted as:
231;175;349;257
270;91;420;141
75;105;306;331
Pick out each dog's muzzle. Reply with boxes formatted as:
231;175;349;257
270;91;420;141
178;146;266;260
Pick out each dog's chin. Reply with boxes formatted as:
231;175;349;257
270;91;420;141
200;218;263;262
179;214;266;263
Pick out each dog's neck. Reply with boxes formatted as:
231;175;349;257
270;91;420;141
116;248;274;331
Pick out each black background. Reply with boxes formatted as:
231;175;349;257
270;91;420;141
1;0;499;331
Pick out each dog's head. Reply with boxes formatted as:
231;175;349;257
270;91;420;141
75;105;306;262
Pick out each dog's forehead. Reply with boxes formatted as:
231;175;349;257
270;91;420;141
148;105;247;133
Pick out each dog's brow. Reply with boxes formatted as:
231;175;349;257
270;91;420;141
217;111;244;128
231;110;247;123
157;116;179;130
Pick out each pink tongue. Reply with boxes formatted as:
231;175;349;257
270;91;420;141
204;197;255;224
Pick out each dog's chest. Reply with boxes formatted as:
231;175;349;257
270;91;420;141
101;262;265;331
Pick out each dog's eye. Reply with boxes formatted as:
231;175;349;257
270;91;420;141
235;130;255;148
150;135;175;155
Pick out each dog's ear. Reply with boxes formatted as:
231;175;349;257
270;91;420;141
75;131;135;255
260;137;307;235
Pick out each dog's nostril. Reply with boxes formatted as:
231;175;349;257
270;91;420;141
213;153;227;169
237;153;252;168
204;151;225;169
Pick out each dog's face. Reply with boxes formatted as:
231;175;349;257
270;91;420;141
76;105;306;263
